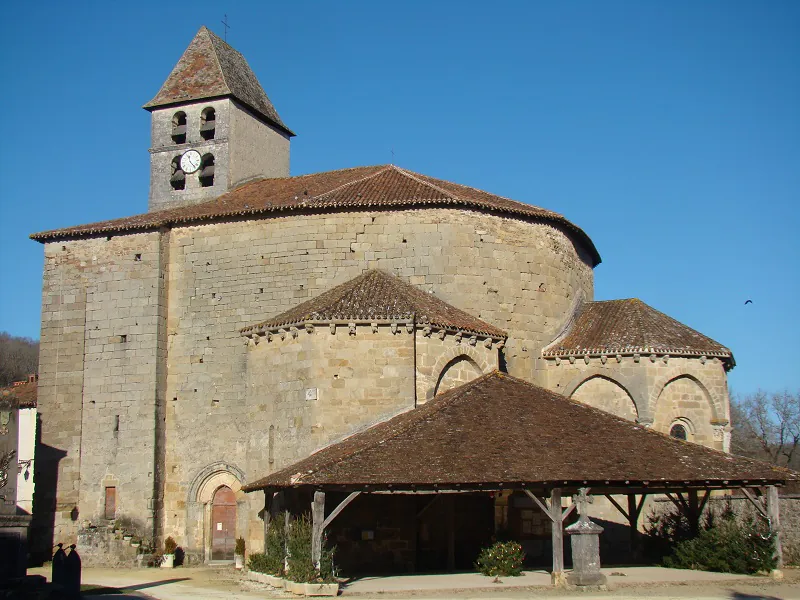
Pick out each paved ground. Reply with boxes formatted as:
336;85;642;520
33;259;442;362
26;565;800;599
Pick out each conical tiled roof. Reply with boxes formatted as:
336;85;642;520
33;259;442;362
241;269;506;338
543;299;733;365
30;165;601;265
143;26;292;135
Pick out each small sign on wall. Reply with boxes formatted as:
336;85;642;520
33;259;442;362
217;522;222;531
305;388;318;401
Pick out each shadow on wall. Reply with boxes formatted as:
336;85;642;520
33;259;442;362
29;413;68;565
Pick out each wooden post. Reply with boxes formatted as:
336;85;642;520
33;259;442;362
766;485;783;569
627;494;637;550
312;491;325;569
687;490;700;536
551;488;564;585
263;491;272;550
446;495;456;572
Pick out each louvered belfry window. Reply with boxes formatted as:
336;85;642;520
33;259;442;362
172;111;187;144
201;107;216;140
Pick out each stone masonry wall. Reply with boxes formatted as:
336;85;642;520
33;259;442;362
228;100;290;186
239;326;415;553
545;355;730;447
570;375;637;421
415;332;499;402
37;233;165;556
161;207;593;552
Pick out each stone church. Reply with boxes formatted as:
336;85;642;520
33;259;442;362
30;26;739;566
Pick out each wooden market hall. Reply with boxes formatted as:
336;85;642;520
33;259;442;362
244;372;794;583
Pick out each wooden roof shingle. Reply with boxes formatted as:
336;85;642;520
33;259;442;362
544;299;733;366
30;165;601;266
143;26;292;135
241;269;506;338
244;372;788;491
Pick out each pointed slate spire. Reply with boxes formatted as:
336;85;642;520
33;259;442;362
144;26;293;135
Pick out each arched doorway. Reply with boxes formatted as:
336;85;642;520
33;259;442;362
211;486;236;560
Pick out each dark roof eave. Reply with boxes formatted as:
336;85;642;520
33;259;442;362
30;199;599;264
243;477;789;494
241;319;507;340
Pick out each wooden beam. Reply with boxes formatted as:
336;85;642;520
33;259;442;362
627;494;646;551
665;492;689;516
698;490;711;515
766;485;783;569
605;495;629;520
551;488;564;583
633;494;646;521
263;491;272;549
311;491;325;569
416;496;440;519
524;489;553;522
687;490;700;536
741;488;769;520
446;495;456;572
322;491;361;530
561;502;577;522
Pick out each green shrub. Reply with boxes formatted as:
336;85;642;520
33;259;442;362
247;552;270;573
665;513;776;574
475;541;525;577
261;514;288;576
285;514;337;583
235;537;246;556
648;503;776;574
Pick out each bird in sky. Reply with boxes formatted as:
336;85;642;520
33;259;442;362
744;300;753;305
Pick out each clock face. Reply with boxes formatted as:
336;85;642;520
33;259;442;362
180;150;202;174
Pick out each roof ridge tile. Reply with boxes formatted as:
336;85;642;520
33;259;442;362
312;165;395;202
392;166;463;203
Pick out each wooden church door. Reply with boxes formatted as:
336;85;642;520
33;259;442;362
211;485;236;560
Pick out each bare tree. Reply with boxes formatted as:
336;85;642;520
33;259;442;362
731;390;800;468
0;332;39;387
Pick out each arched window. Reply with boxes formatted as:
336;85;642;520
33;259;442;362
669;423;688;441
170;156;185;190
171;111;187;144
200;107;216;140
199;153;215;187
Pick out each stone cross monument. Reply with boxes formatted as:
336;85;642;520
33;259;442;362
565;488;606;587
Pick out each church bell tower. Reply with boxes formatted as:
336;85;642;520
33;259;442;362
143;26;294;212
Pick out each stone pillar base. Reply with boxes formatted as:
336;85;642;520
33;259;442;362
551;571;567;587
567;571;607;586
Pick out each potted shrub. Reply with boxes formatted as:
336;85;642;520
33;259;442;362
131;537;141;549
261;514;287;588
285;515;339;596
161;536;177;568
235;537;246;569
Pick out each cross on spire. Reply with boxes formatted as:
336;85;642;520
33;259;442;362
221;14;230;42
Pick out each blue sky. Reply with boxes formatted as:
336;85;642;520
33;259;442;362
0;1;797;396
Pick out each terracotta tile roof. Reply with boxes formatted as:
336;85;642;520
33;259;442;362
543;299;733;365
29;165;601;265
241;269;506;338
0;380;37;409
143;26;292;135
243;372;790;491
